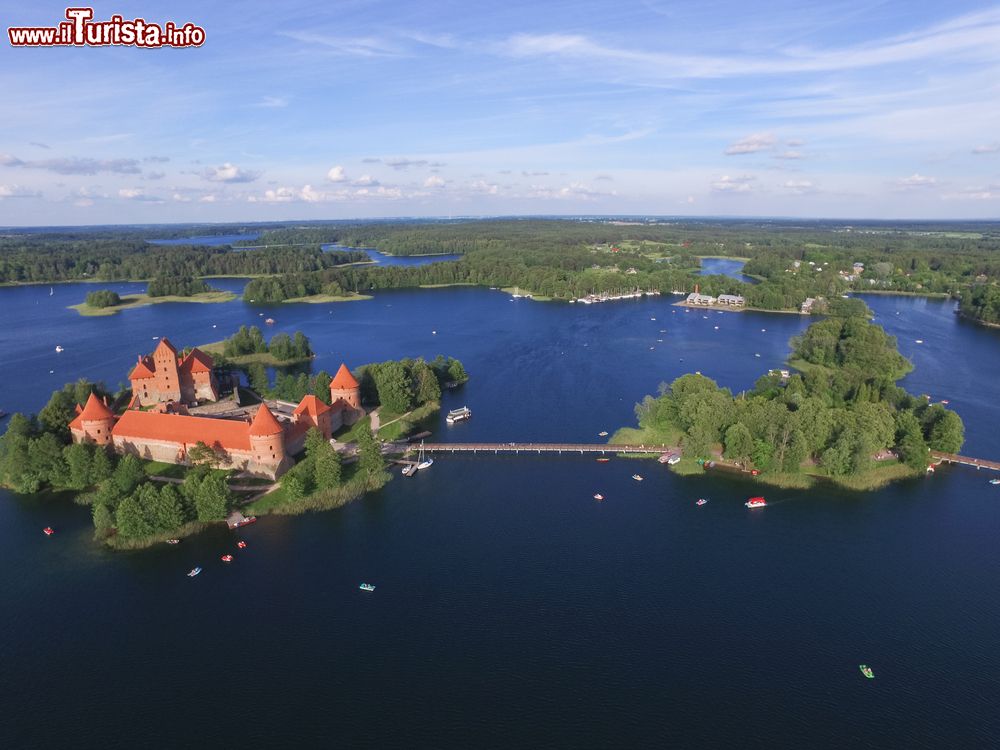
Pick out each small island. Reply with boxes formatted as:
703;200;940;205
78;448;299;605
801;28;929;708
611;303;964;490
69;278;235;316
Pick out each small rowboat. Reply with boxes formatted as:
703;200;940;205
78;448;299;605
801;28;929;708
696;498;708;506
859;664;874;679
221;554;234;563
43;527;54;536
632;474;643;481
593;493;604;501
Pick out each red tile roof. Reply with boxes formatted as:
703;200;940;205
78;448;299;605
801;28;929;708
180;347;214;374
153;338;177;357
69;393;115;430
113;409;253;451
248;404;283;436
129;356;156;380
330;363;359;390
293;395;331;417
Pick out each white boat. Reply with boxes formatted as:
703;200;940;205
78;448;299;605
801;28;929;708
359;583;376;592
446;406;472;424
187;567;202;577
401;463;417;477
632;474;643;482
54;345;64;353
915;339;924;344
416;441;433;470
49;287;53;296
990;478;1000;486
696;498;708;506
598;431;609;437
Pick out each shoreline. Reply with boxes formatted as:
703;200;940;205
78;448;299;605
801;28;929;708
68;291;237;316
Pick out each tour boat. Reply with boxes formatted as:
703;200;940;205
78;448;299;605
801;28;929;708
359;583;376;592
593;493;604;501
859;664;874;679
401;463;417;477
237;541;247;549
745;496;767;508
43;526;54;536
596;458;610;463
54;346;64;353
165;539;180;545
221;554;234;563
446;406;472;424
989;478;1000;485
187;567;201;577
416;442;434;470
632;474;643;482
696;498;708;506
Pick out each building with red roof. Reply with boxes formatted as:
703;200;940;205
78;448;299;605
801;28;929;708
129;338;219;406
71;353;365;479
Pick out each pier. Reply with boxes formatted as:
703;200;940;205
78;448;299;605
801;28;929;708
931;452;1000;472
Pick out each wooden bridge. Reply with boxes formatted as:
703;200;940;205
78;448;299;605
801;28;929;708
400;442;675;456
931;452;1000;473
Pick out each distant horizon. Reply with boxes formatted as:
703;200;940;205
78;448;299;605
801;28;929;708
2;213;1000;232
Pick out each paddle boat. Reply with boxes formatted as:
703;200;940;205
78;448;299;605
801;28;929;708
221;554;234;563
593;493;604;501
745;496;767;508
237;541;247;549
359;583;376;592
595;457;611;463
632;474;643;482
696;498;708;506
859;664;874;679
43;526;54;536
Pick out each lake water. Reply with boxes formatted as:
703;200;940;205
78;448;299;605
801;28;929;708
3;284;1000;748
699;257;757;284
323;243;463;267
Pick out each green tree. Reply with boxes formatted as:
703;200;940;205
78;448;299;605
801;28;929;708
371;361;413;413
111;454;146;496
90;446;114;482
314;443;343;489
356;421;384;478
92;502;115;538
927;410;964;453
63;442;94;489
115;493;154;538
193;472;232;522
413;362;441;404
282;471;306;501
148;483;186;531
28;432;69;487
723;422;754;465
896;411;930;470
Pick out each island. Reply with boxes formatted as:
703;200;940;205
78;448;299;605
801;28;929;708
0;332;468;549
611;303;964;490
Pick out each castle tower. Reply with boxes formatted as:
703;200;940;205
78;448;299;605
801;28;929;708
293;395;333;440
69;393;116;446
248;404;287;476
151;338;181;402
329;363;361;410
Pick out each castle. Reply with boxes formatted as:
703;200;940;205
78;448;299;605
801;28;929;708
69;339;364;479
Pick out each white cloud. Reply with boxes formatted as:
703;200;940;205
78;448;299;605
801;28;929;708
118;188;163;203
942;184;1000;200
724;133;776;155
202;163;260;183
199;194;217;203
894;173;937;189
255;96;288;108
782;180;817;195
0;184;41;199
773;151;804;160
353;175;379;186
326;165;348;182
972;143;1000;154
710;175;756;193
423;175;445;188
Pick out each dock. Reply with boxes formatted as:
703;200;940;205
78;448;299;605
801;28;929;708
931;452;1000;472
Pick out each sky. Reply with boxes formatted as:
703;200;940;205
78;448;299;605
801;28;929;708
1;0;999;224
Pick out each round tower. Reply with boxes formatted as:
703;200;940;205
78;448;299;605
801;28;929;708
329;363;361;410
74;392;115;446
248;404;285;470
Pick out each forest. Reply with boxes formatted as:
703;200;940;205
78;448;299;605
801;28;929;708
626;304;964;482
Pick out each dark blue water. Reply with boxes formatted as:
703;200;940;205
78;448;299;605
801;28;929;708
700;257;757;284
323;243;462;267
3;285;1000;748
147;233;260;246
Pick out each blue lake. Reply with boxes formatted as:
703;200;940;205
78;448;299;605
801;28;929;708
699;256;757;284
323;243;462;267
2;284;1000;748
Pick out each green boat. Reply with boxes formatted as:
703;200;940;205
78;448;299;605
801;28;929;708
859;664;874;679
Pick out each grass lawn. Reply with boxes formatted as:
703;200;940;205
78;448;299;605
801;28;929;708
68;290;236;316
198;340;312;367
608;424;682;447
333;415;372;443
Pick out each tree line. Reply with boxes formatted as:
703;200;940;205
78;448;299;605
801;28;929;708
219;325;313;362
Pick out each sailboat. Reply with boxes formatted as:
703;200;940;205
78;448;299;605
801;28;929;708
416;441;434;470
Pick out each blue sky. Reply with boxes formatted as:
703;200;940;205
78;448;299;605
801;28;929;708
1;0;999;224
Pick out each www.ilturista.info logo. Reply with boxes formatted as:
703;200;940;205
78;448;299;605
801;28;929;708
8;7;205;48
